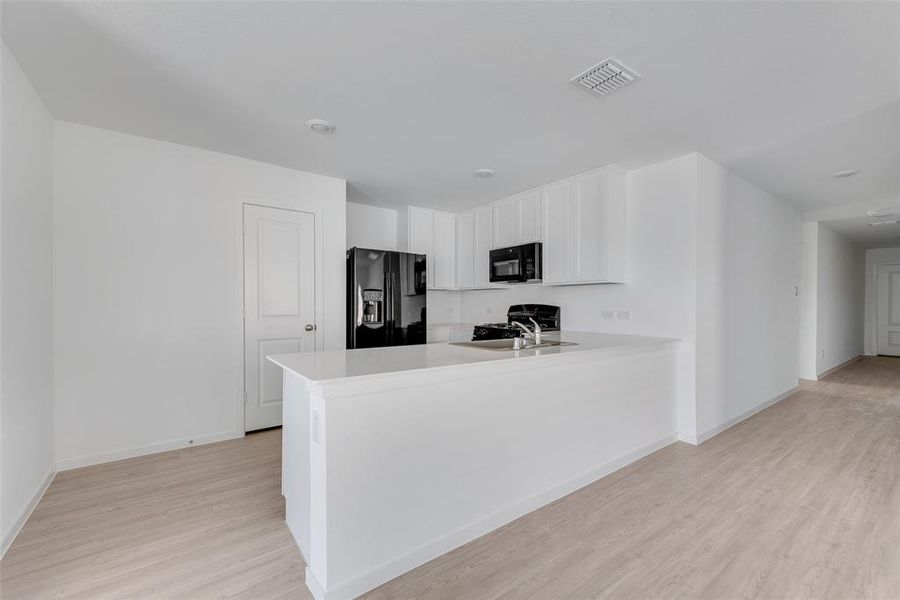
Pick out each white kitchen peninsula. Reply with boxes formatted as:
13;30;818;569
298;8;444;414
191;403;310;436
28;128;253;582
268;332;679;600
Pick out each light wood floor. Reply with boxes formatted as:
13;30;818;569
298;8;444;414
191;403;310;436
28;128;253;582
3;356;899;599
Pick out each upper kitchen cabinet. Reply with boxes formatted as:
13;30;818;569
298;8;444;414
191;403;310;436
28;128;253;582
455;211;475;289
492;197;517;248
401;206;457;290
515;190;542;244
456;206;496;290
491;190;542;249
433;211;456;289
542;167;626;285
473;205;494;287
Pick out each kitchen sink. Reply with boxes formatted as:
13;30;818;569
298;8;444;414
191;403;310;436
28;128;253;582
449;339;578;351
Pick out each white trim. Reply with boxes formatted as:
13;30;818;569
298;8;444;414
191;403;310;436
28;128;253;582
696;386;799;444
1;469;55;558
816;355;862;380
305;568;327;600
677;432;699;445
56;430;243;472
233;195;326;434
319;432;678;600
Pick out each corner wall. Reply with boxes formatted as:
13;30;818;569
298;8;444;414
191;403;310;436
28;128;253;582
51;122;346;468
695;156;800;440
814;224;865;373
1;42;56;555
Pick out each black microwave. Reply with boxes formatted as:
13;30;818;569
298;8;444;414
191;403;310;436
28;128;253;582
489;243;542;283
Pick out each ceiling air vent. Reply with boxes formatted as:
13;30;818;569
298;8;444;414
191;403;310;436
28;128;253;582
571;58;640;97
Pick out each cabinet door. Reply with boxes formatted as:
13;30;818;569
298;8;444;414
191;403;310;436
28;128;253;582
473;205;493;287
541;181;572;284
492;198;517;248
455;211;474;289
516;190;542;243
572;172;608;282
433;211;456;289
408;207;434;288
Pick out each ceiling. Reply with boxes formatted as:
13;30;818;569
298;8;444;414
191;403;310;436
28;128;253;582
824;213;900;250
2;1;898;212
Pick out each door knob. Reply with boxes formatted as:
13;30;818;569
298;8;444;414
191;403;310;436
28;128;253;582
305;324;316;332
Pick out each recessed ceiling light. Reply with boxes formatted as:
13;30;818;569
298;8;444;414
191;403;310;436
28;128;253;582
832;169;860;178
474;168;495;178
306;119;335;134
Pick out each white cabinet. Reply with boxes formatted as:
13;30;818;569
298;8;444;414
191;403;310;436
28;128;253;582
492;191;542;248
516;190;542;243
406;207;435;288
541;181;572;285
492;198;517;248
455;211;475;289
473;205;493;287
455;207;496;290
433;211;456;290
541;167;626;285
403;206;456;290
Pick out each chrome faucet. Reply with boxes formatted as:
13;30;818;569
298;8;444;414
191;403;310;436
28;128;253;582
512;318;542;346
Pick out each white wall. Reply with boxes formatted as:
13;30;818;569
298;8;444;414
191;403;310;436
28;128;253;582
347;202;397;250
52;122;346;468
458;154;700;439
864;246;900;355
815;223;865;373
0;42;55;555
695;155;800;439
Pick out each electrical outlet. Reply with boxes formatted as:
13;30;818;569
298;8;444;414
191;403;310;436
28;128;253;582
602;310;616;320
821;349;826;359
616;310;632;320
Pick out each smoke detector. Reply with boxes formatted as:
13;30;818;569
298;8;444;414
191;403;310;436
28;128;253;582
571;58;640;97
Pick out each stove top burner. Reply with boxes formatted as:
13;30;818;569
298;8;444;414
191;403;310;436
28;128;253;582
472;304;561;341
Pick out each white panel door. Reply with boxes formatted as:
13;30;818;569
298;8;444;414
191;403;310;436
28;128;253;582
572;171;609;282
516;190;542;243
244;204;317;431
876;264;900;356
455;211;474;289
433;211;457;289
541;181;572;284
473;205;493;287
492;198;517;248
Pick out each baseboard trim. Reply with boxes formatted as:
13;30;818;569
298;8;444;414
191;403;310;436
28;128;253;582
816;355;863;380
677;432;699;445
320;432;679;600
697;386;799;445
305;567;327;600
56;430;245;471
1;469;56;559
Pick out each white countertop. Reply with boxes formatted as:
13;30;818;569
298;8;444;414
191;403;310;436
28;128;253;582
268;331;678;384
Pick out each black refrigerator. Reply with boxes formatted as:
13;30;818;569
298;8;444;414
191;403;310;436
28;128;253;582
347;247;427;349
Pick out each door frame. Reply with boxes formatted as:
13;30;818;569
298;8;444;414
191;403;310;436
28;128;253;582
874;262;900;356
232;195;325;434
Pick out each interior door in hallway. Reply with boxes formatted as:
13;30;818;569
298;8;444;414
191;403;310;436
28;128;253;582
876;264;900;356
244;204;317;431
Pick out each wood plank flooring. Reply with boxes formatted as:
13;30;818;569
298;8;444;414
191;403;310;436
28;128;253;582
3;356;898;599
0;429;310;600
